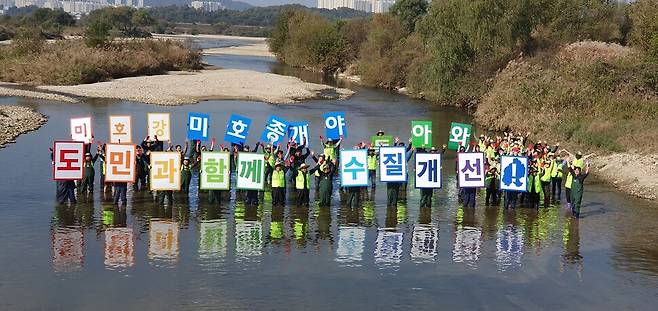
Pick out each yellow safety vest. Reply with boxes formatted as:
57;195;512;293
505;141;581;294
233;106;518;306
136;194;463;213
296;170;310;190
272;170;285;188
565;158;585;189
551;160;563;178
324;145;335;161
540;161;553;182
367;155;377;170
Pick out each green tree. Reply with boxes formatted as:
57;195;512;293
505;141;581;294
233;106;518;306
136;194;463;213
390;0;428;33
84;20;111;48
629;0;658;57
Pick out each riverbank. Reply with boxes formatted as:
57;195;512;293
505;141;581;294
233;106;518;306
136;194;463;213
0;106;47;148
39;69;353;105
0;83;78;103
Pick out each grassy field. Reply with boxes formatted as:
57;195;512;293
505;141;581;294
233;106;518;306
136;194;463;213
474;41;658;153
0;38;202;85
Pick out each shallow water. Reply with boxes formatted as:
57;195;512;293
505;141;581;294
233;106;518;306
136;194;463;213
0;39;657;311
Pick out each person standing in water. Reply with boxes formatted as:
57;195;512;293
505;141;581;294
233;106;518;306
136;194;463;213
568;159;590;218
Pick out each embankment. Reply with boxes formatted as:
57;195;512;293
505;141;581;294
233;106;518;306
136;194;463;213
474;41;658;201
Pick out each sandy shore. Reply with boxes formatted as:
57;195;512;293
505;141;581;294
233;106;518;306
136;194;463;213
203;43;274;58
592;153;658;201
39;69;354;105
0;106;48;148
0;84;78;103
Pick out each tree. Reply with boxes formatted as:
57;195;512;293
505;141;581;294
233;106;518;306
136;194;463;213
390;0;428;33
629;0;658;57
84;20;111;48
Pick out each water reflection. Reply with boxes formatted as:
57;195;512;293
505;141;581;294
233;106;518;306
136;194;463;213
336;226;366;266
104;227;135;270
560;216;583;275
52;227;84;272
453;208;482;268
149;219;180;266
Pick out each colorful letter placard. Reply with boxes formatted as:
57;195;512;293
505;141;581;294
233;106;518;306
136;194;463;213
448;122;473;150
147;113;171;141
187;112;210;141
458;152;485;188
149;152;181;190
411;121;432;148
288;122;310;146
236;152;265;190
53;141;85;180
70;117;93;143
109;115;132;143
261;115;288;146
324;112;347;140
224;114;251;145
500;156;528;192
371;135;393;147
105;143;136;183
415;153;442;189
340;149;368;187
379;146;407;182
200;152;230;190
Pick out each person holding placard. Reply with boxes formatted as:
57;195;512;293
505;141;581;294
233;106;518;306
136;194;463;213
80;151;98;194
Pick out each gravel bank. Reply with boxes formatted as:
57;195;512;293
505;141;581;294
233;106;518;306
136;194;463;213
0;106;47;148
592;153;658;201
39;69;354;105
0;84;78;103
203;43;274;58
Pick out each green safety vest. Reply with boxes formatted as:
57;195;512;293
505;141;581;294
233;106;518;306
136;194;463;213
266;152;275;168
272;170;285;188
534;175;543;193
540;161;554;182
565;158;585;189
296;170;310;190
367;155;377;170
551;160;563;178
485;147;496;159
324;145;335;161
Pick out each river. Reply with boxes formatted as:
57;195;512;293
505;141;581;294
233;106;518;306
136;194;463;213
0;38;656;310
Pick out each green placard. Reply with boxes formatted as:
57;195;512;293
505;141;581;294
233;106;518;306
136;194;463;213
411;121;432;148
448;122;473;150
371;135;394;147
236;152;265;190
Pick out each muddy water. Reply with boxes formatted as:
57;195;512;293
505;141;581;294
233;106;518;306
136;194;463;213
0;39;656;310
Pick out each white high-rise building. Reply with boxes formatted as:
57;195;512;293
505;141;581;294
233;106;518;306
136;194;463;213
190;1;225;12
318;0;394;13
0;0;16;8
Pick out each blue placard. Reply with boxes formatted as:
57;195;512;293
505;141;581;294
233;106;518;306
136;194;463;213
288;122;310;146
261;115;289;146
499;155;529;192
224;114;251;144
187;112;210;141
323;111;347;140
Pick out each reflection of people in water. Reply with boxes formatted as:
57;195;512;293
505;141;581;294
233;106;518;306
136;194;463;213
561;216;583;275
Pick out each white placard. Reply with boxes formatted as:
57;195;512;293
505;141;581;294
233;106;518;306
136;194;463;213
53;141;85;180
340;149;368;187
415;153;442;188
147;113;171;141
105;144;136;183
149;152;181;190
109;115;132;143
236;152;265;190
457;152;485;188
70;117;93;143
379;146;407;182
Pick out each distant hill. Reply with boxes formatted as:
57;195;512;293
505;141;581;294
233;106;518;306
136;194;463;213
146;0;253;11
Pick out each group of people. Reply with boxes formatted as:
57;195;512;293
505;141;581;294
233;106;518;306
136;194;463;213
52;130;594;218
466;132;594;217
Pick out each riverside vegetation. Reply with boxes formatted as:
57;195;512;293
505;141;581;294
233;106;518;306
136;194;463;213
269;0;658;154
0;7;202;85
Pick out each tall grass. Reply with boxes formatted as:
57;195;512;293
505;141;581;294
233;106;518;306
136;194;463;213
475;42;658;153
0;38;202;85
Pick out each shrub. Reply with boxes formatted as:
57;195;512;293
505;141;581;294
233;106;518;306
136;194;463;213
84;21;111;48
